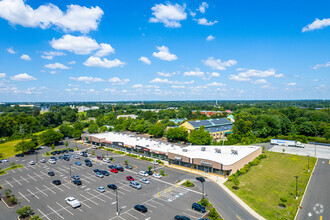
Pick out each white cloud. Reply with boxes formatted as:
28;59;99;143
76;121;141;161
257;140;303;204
145;85;159;89
157;71;178;77
229;68;279;81
132;84;143;88
152;45;178;61
150;77;194;84
203;57;237;70
196;18;218;26
228;75;250;81
94;43;115;57
122;90;128;93
50;35;100;55
313;79;319;82
149;3;187;28
69;76;104;83
197;2;208;14
0;0;103;33
0;73;6;78
11;73;36;81
109;77;130;85
171;85;185;89
287;82;296;86
20;54;31;61
184;69;204;77
252;79;268;84
206;35;215;41
206;82;226;87
41;51;66;60
138;56;151;65
104;88;116;93
188;9;196;17
275;73;284;78
302;18;330;32
7;47;16;54
49;71;56;74
44;62;70;69
68;61;76;65
312;61;330;69
83;56;125;68
209;72;220;77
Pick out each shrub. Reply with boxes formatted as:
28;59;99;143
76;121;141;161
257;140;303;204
9;196;18;204
124;160;128;165
16;205;34;218
159;169;165;176
233;179;240;187
5;189;12;197
182;180;195;187
209;207;219;218
280;197;287;203
199;198;211;207
29;215;42;220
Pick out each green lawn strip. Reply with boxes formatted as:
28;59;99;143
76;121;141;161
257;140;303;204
0;139;31;159
197;198;223;220
182;180;195;187
43;148;75;156
0;164;24;176
224;151;316;219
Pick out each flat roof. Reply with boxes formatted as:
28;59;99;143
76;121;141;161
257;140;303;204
88;132;261;166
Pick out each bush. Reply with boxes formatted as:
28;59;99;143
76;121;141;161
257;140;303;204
280;197;287;203
182;180;195;187
199;198;211;207
159;169;165;176
5;189;12;197
126;154;139;158
9;196;18;204
16;206;34;218
29;215;42;220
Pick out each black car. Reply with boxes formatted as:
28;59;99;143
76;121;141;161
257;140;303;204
134;205;148;213
93;169;101;173
59;156;64;159
125;165;133;169
64;157;70;161
85;159;91;163
192;203;206;213
107;184;117;190
56;151;61;154
174;216;190;220
50;156;57;161
23;151;31;155
69;149;74;152
53;180;61;185
48;171;55;176
28;149;35;153
86;162;93;167
146;171;153;176
108;165;116;169
51;151;57;155
73;179;82;185
101;170;110;176
116;166;124;172
15;153;24;157
196;177;205;183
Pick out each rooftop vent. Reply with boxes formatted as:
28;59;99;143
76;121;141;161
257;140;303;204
215;148;221;153
182;149;188;152
201;147;206;151
231;150;238;155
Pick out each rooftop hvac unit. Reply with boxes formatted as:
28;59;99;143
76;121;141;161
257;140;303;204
215;148;221;153
231;150;238;155
146;145;149;147
201;147;206;151
171;144;174;147
182;149;188;152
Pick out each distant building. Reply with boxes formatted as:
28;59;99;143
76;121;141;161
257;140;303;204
117;114;138;119
10;104;34;107
192;110;233;116
169;118;186;124
181;118;233;140
77;106;99;112
227;114;235;123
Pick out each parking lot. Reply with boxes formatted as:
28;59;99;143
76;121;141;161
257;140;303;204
0;144;208;220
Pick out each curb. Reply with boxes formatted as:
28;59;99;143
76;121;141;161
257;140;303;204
294;158;318;220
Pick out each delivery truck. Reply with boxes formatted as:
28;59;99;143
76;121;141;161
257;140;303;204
271;139;304;148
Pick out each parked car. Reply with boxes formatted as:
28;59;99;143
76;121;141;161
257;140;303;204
140;178;150;184
93;169;101;173
50;156;57;161
146;171;153;175
192;203;206;213
174;216;190;220
69;149;74;152
116;166;124;172
59;156;64;160
151;160;158;165
40;159;46;163
65;197;81;208
101;170;109;176
108;165;116;169
75;162;82;166
134;205;148;213
139;171;148;177
85;159;91;163
110;168;118;173
130;181;142;189
95;172;104;178
97;156;103;160
48;171;55;176
49;159;56;164
15;153;24;157
97;186;105;193
85;162;93;167
51;152;57;155
29;161;35;165
153;173;162;179
125;165;133;169
107;184;117;190
196;177;205;183
2;159;9;162
126;176;134;181
103;158;111;163
73;155;80;159
71;175;80;180
53;180;61;185
72;179;82;185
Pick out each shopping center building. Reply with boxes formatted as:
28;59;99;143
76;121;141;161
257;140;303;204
82;132;262;176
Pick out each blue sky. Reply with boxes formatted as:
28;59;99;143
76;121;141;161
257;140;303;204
0;0;329;102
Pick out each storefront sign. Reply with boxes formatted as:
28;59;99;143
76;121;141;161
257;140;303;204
201;160;213;167
136;146;142;150
174;156;182;160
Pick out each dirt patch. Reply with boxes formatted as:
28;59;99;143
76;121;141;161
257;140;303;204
1;196;18;208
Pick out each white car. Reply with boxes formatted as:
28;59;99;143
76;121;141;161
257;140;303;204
92;145;97;149
153;173;162;179
139;171;148;177
28;161;35;165
130;181;142;189
151;161;158;165
97;186;105;193
40;159;46;163
95;172;104;178
65;197;81;208
2;159;9;162
140;178;150;184
103;158;110;163
78;152;83;156
87;153;91;157
49;159;56;164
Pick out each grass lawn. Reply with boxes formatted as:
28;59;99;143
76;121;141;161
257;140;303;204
0;139;31;159
224;151;316;219
0;164;24;175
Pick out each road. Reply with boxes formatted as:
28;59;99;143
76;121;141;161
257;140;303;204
296;158;330;220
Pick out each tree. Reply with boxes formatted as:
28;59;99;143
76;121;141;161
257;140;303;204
5;189;12;197
188;126;212;145
148;166;152;171
281;116;293;135
72;129;83;139
9;196;18;204
10;162;15;167
51;144;55;150
59;124;73;137
124;160;128;165
64;140;69;148
15;140;36;153
16;206;34;218
39;129;64;146
165;127;188;142
99;126;108;133
88;123;99;133
73;121;85;131
29;215;42;220
298;121;317;136
148;123;164;138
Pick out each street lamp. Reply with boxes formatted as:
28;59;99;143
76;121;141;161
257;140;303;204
69;164;72;181
307;155;310;172
294;176;298;200
116;188;119;215
196;177;205;199
36;151;38;164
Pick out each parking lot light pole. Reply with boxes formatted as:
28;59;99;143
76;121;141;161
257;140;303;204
36;151;38;164
116;189;119;215
69;164;72;180
294;176;298;200
196;177;205;199
307;155;310;172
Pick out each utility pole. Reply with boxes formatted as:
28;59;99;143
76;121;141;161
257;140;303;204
294;176;298;200
307;155;310;172
116;189;119;215
69;164;72;181
20;125;25;153
36;151;38;164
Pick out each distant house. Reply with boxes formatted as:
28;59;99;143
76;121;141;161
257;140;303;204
181;118;233;140
227;114;235;123
116;114;138;119
77;106;99;112
169;118;186;124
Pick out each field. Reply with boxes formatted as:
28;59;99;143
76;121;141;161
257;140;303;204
0;140;31;159
224;151;316;219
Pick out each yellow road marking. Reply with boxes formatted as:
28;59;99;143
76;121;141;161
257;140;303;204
320;216;322;220
236;215;242;220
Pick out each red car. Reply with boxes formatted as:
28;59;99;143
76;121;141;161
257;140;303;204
126;176;134;181
97;156;103;160
110;168;118;173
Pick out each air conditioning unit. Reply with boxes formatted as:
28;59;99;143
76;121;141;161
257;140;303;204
231;150;238;155
201;147;206;151
182;149;188;152
215;148;221;153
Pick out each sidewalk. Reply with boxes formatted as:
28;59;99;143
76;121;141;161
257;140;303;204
165;164;266;220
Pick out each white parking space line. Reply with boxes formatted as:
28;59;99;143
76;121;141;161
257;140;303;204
125;212;139;219
54;185;64;192
27;189;40;199
20;176;29;183
56;202;74;216
83;175;97;182
79;194;99;205
57;167;69;173
118;187;130;192
81;201;91;209
144;202;157;208
132;209;146;216
38;209;51;220
23;166;29;171
82;178;91;184
47;205;64;220
43;184;56;194
35;187;48;197
11;169;16;173
86;191;106;202
12;177;22;185
182;212;196;219
5;179;14;187
151;199;164;206
19;192;30;203
62;184;71;190
33;172;44;180
26;173;37;181
98;192;113;200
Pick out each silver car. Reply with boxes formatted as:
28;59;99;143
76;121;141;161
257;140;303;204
130;181;142;189
140;178;150;184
